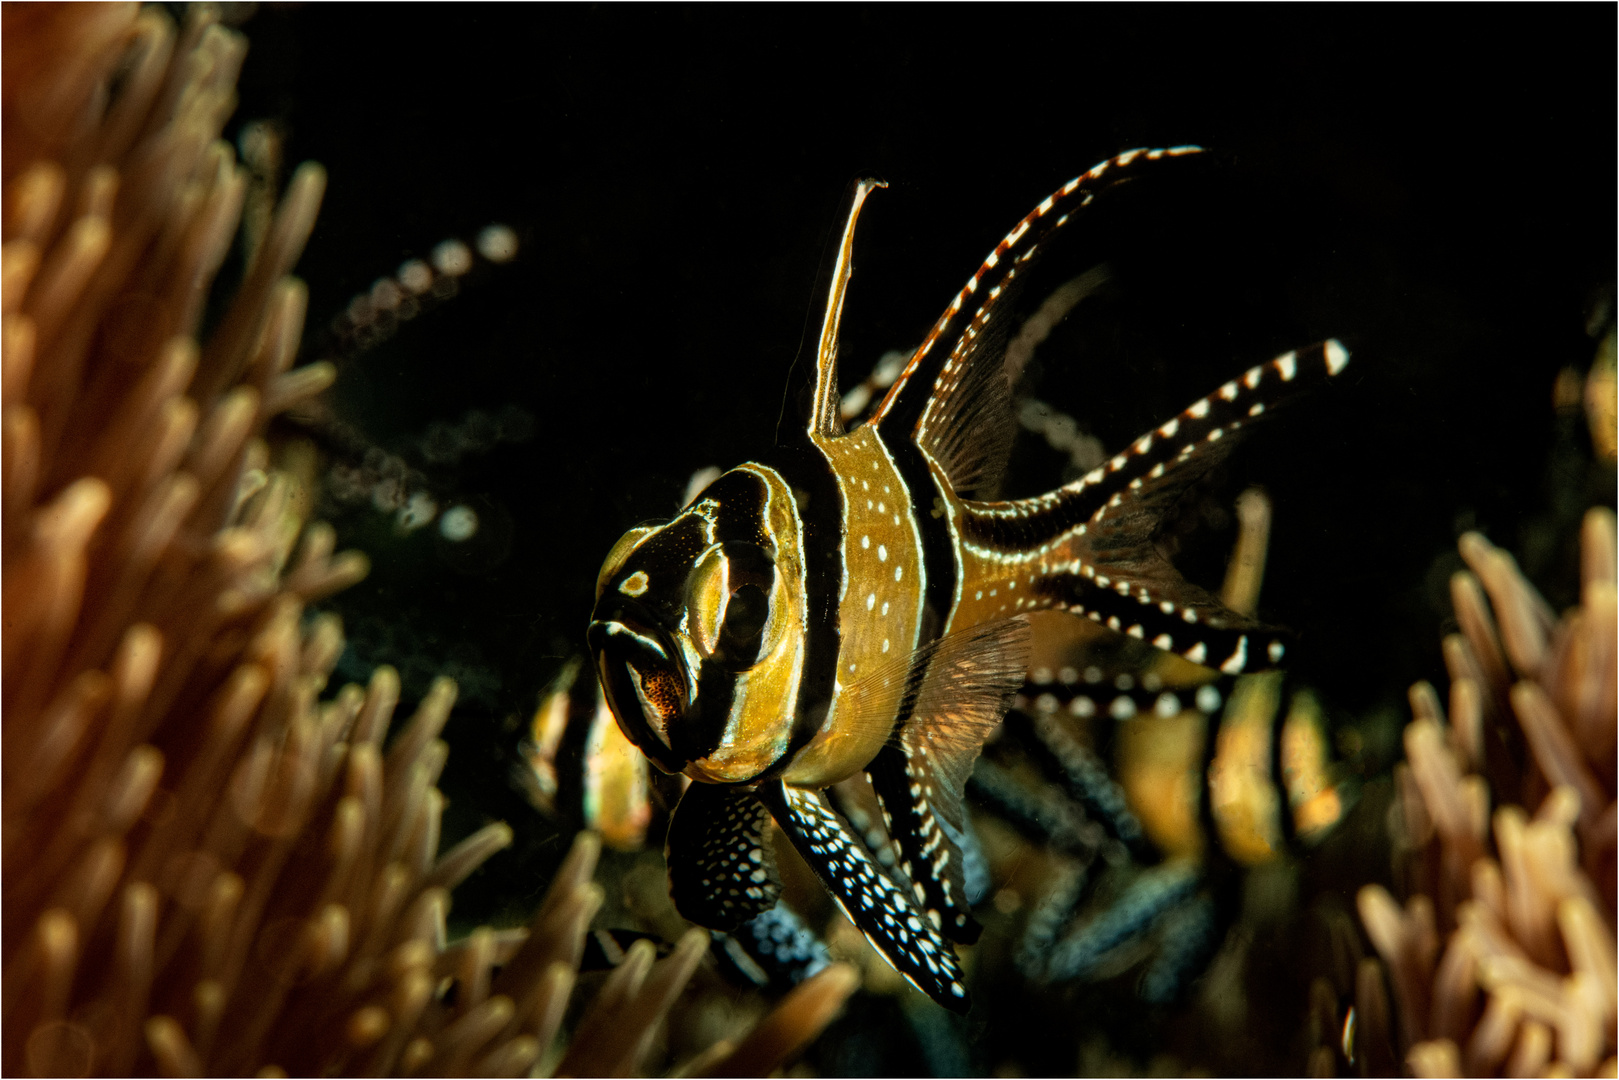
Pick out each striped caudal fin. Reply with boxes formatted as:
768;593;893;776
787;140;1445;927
1066;340;1351;527
958;340;1351;674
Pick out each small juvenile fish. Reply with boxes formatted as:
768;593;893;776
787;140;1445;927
587;147;1349;1012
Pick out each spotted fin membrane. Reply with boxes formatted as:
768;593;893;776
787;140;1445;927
953;338;1350;677
758;781;973;1013
665;782;781;931
711;903;834;993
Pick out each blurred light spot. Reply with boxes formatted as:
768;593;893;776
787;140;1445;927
432;239;474;277
477;224;519;262
440;504;479;541
370;277;402;311
397;258;433;294
397;492;438;532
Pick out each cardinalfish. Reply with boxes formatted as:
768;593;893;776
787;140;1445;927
586;147;1350;1013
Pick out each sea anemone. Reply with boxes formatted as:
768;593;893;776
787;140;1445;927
2;6;855;1075
1356;508;1617;1076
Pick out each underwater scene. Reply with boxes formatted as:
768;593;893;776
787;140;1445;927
2;4;1614;1077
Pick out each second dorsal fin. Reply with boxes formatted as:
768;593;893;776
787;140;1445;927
873;148;1205;496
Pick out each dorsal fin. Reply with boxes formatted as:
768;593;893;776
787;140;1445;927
805;177;886;441
872;148;1205;495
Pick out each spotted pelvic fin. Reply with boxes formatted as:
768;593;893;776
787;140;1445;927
665;781;781;932
758;779;972;1013
866;617;1031;944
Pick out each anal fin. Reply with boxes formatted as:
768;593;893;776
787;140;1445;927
865;616;1031;944
665;782;780;932
867;744;979;943
758;780;971;1013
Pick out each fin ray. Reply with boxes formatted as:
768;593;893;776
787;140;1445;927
805;178;885;440
1051;570;1290;673
868;617;1030;943
958;340;1350;672
1085;339;1351;527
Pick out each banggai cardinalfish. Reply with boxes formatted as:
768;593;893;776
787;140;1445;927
587;147;1349;1012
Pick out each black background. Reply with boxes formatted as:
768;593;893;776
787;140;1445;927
230;0;1613;996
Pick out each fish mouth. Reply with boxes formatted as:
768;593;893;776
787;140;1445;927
586;605;691;775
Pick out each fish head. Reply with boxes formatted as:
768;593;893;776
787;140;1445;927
587;467;805;783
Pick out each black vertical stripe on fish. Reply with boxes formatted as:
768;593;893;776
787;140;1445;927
758;445;847;768
757;779;972;1013
703;468;772;544
1270;686;1302;853
680;660;737;763
665;781;781;932
882;431;959;640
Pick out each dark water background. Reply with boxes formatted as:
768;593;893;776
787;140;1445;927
223;6;1614;1073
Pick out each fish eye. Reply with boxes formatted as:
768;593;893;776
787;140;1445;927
718;583;769;662
723;583;768;641
685;542;776;670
